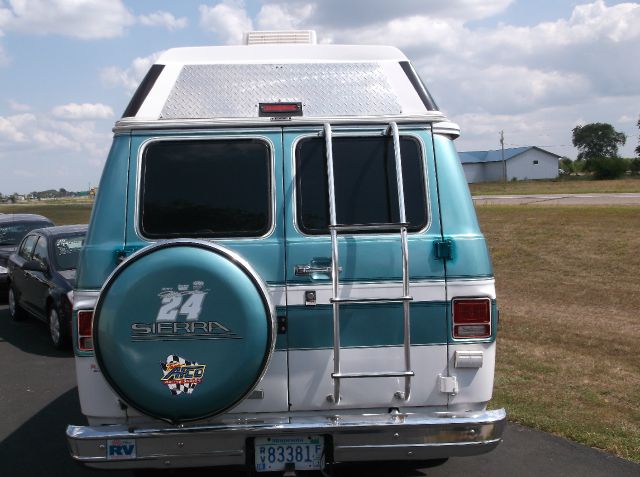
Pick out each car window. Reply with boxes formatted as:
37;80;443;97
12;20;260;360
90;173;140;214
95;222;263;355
0;221;49;246
139;139;272;238
32;236;48;266
295;135;427;234
53;235;85;271
19;235;38;259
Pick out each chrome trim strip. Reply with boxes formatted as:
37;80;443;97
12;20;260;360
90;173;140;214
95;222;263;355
113;114;449;132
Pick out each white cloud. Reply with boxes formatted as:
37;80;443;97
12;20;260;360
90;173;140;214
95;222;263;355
51;103;114;120
199;1;253;44
0;108;111;157
101;51;165;94
7;99;30;112
139;11;188;31
0;113;36;142
618;114;637;124
256;3;314;31
259;0;513;29
0;0;134;39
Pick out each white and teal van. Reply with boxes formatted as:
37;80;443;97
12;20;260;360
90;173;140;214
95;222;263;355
67;31;505;473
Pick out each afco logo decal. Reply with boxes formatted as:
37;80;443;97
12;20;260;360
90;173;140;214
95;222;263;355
130;281;241;342
160;355;206;395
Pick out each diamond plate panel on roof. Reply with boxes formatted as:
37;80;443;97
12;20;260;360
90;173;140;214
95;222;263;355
160;63;402;119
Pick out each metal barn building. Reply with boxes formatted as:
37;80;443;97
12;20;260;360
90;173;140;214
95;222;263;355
458;146;560;183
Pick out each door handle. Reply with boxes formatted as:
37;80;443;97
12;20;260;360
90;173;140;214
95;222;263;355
294;263;342;277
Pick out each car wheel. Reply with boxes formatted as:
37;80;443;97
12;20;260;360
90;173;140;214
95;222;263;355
48;305;69;349
8;286;26;321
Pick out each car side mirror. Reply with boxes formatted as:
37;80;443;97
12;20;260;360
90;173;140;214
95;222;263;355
24;259;47;273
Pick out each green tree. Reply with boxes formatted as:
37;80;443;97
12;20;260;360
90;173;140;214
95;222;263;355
559;157;574;174
572;123;626;179
572;122;626;162
636;116;640;157
590;157;627;179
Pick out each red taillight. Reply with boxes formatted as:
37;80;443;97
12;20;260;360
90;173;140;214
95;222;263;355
453;298;491;339
259;102;302;116
77;310;94;351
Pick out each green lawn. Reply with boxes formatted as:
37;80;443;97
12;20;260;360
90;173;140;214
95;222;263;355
470;177;640;195
0;200;93;225
478;205;640;462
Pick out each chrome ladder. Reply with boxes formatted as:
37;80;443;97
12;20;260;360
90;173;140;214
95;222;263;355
323;122;414;404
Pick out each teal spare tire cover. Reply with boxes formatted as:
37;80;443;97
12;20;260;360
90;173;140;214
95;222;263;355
93;241;274;423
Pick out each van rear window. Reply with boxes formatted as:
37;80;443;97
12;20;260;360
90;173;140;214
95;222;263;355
296;136;427;235
140;139;271;238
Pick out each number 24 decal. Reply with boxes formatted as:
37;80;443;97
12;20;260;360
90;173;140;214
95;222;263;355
156;292;207;322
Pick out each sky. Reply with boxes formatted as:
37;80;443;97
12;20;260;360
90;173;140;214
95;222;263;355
0;0;639;194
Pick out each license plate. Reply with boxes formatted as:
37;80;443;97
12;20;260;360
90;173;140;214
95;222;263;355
254;436;324;472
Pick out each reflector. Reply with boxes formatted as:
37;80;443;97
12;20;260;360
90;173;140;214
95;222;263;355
259;102;302;117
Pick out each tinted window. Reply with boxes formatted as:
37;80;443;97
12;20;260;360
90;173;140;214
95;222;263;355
296;136;427;234
19;235;38;259
0;221;49;246
53;235;85;270
140;139;271;238
32;237;48;266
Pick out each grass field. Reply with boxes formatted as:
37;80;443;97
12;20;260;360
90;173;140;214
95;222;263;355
2;200;638;461
478;205;640;462
0;200;93;225
469;177;640;196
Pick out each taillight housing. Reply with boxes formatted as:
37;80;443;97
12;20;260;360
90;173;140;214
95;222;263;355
452;298;491;339
77;310;94;351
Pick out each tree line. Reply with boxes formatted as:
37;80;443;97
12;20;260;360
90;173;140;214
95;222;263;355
0;188;89;203
564;119;640;179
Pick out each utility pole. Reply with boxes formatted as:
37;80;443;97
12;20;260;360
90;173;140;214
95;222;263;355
500;130;506;182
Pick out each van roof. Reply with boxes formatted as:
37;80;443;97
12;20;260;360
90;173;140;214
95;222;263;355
157;44;408;64
116;43;459;138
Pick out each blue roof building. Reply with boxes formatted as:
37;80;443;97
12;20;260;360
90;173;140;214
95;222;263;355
458;146;560;183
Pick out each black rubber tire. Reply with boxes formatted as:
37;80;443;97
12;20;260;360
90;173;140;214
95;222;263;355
8;286;26;322
48;304;70;349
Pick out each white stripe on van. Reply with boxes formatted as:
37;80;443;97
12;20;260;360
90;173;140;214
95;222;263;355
268;278;495;307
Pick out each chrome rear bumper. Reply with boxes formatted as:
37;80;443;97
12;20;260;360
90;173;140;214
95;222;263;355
67;408;506;470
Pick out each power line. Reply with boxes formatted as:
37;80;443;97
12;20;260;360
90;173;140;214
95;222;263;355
505;142;574;148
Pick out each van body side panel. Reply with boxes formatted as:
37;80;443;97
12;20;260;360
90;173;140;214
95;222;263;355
432;135;493;279
283;126;449;410
432;134;497;405
76;134;131;290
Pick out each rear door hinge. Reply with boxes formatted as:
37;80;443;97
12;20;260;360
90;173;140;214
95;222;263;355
434;239;454;261
277;315;287;334
115;246;139;263
438;375;458;395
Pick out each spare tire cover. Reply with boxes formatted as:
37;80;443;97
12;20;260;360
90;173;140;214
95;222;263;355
93;241;274;423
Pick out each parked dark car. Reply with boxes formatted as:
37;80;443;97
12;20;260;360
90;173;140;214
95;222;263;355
7;224;87;349
0;214;54;298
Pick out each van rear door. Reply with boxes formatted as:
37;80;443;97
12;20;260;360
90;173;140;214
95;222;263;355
125;128;289;413
283;125;449;410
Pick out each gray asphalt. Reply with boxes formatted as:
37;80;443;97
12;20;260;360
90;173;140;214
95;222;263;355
0;304;638;476
473;192;640;206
